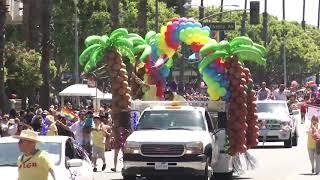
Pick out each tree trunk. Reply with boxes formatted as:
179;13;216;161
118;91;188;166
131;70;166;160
23;0;41;50
106;50;131;150
39;0;53;110
110;0;120;29
137;0;147;36
0;0;9;113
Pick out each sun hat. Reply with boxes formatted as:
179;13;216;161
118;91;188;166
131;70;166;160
12;129;42;143
46;115;55;123
8;119;15;124
93;113;100;118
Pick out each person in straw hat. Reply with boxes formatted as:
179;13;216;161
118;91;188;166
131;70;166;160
46;115;58;136
13;129;56;180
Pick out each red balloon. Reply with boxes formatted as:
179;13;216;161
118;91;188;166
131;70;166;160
167;24;173;31
172;18;179;23
191;42;204;52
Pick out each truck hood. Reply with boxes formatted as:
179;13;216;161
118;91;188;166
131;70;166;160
0;166;70;180
127;130;211;144
257;112;291;122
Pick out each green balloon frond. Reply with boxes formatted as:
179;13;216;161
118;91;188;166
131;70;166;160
79;28;139;73
199;36;267;72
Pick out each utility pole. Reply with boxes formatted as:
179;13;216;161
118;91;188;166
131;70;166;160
178;1;186;94
318;0;320;29
199;0;204;23
155;0;159;32
218;0;224;41
302;0;306;30
262;0;268;47
74;0;79;84
241;0;247;36
282;0;287;86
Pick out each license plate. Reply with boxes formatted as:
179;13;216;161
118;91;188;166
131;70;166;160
155;162;168;170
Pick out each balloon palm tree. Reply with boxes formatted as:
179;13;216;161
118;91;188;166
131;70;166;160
79;28;135;148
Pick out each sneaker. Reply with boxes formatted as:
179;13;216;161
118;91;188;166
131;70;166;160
102;164;106;171
93;168;97;172
111;168;116;172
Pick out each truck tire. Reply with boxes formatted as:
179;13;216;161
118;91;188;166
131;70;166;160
284;134;292;148
195;157;211;180
123;175;136;180
212;172;233;180
292;131;298;146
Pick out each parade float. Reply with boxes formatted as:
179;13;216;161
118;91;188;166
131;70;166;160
79;17;265;162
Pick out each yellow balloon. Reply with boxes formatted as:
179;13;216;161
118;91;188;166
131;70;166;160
160;26;167;36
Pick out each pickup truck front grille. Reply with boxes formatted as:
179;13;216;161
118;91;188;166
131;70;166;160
140;144;185;156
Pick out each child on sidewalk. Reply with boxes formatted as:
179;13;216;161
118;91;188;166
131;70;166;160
92;114;107;172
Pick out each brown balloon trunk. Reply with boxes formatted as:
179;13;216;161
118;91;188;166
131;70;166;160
225;56;248;155
106;50;132;149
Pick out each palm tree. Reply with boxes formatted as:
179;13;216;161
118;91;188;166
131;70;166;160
0;0;8;112
79;28;136;147
39;0;53;110
137;0;147;36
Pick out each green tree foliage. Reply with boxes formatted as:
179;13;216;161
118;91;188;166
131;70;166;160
4;42;56;106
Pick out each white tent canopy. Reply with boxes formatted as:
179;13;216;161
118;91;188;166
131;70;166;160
96;93;112;99
59;84;104;97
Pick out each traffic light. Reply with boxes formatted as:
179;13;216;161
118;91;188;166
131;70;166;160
250;1;260;24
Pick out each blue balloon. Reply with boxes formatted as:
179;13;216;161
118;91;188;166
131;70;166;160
194;22;202;28
202;26;211;33
214;74;223;82
160;66;170;77
186;22;194;28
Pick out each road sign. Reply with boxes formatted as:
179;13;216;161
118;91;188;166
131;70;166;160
204;22;236;31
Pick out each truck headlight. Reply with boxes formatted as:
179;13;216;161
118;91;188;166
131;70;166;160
124;141;140;154
185;142;203;154
281;121;291;130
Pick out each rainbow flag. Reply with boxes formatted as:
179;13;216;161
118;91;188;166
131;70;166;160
63;107;76;121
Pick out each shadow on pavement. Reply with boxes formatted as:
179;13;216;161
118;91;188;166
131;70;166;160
233;176;253;179
251;145;286;149
299;173;316;176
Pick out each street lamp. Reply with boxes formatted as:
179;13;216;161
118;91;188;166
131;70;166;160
282;0;287;86
73;0;79;84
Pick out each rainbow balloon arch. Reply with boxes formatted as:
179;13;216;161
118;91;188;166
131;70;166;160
79;17;266;154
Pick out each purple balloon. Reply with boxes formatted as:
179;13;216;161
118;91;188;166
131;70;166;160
209;62;217;68
188;18;196;22
179;17;188;23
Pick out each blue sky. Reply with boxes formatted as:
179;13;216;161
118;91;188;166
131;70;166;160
191;0;320;27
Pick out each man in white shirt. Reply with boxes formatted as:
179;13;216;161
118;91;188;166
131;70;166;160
273;84;287;100
8;118;18;136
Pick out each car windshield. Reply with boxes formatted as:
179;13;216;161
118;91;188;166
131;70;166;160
256;102;289;114
137;110;206;131
0;142;61;166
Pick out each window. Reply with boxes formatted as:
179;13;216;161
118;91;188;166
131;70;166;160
0;142;61;166
205;111;214;132
138;110;206;131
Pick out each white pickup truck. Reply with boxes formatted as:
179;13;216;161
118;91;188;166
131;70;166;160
122;101;233;180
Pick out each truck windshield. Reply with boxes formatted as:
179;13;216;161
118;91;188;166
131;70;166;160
137;110;206;131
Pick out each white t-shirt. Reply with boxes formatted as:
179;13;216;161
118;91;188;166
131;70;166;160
69;120;85;145
273;89;287;100
8;124;18;136
69;120;92;145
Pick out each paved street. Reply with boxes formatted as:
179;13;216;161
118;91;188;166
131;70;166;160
94;121;318;180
